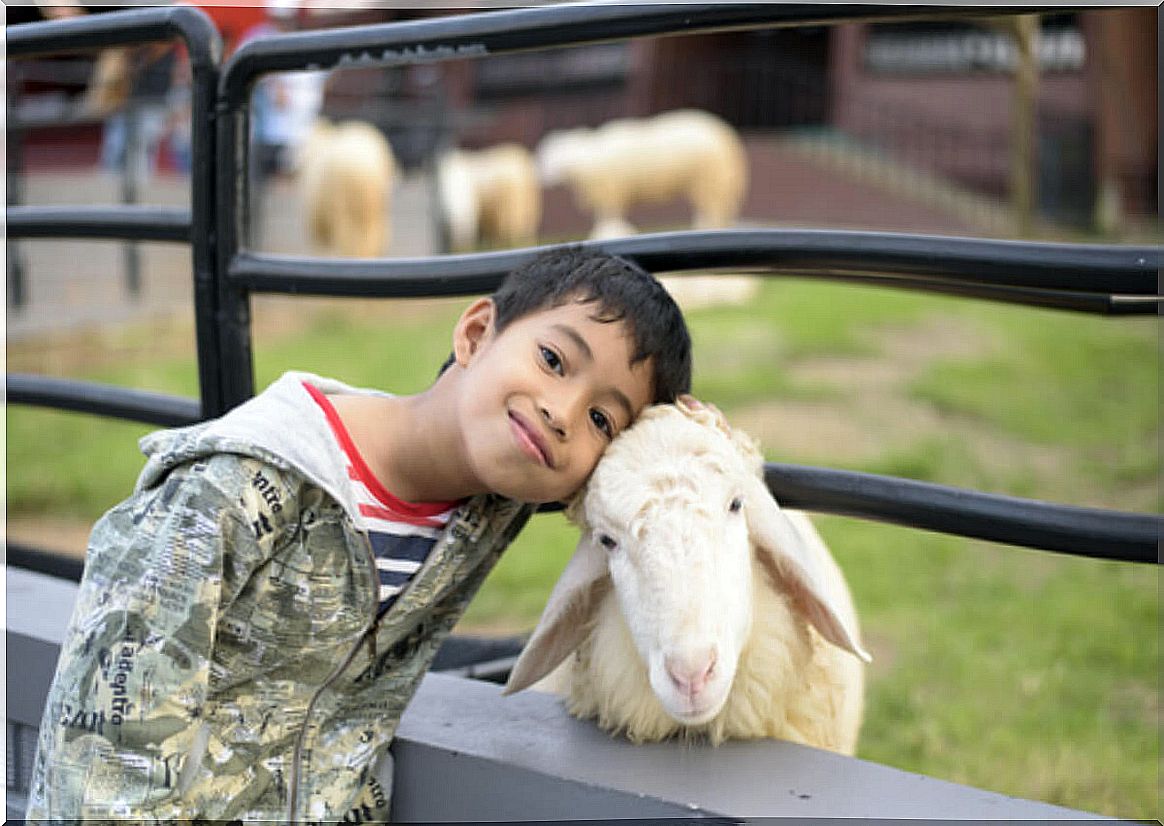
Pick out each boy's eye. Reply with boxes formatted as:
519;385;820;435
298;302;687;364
539;345;563;375
589;408;614;439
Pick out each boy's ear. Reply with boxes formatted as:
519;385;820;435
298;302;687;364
452;297;496;367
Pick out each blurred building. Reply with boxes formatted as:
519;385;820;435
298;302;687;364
424;8;1156;232
7;6;1157;231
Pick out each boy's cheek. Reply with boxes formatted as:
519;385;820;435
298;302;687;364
566;451;607;498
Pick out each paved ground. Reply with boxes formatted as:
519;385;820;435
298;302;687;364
6;169;439;341
6;135;1008;343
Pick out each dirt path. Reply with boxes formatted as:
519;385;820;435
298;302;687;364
730;315;1149;512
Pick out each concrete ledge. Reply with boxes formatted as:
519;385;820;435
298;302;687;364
394;672;1113;822
7;567;77;726
6;567;1117;822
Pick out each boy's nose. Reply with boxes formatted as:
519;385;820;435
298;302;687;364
542;383;589;440
541;406;566;439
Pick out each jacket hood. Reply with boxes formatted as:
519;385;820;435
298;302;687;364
137;371;390;518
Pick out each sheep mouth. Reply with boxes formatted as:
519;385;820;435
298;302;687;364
653;678;730;726
509;411;554;468
665;701;725;727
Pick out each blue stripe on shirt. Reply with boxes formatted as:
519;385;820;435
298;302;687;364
367;529;439;614
368;531;436;562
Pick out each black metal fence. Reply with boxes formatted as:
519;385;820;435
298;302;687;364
7;5;222;417
6;3;1161;579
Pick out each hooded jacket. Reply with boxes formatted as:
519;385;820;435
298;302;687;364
26;372;535;824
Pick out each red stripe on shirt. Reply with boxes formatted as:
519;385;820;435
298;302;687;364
303;381;462;524
359;502;447;528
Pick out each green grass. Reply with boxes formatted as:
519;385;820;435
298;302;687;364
910;301;1160;502
251;300;468;394
825;516;1159;816
6;279;1159;817
686;280;929;408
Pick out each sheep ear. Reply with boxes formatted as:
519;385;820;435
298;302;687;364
503;532;610;695
743;474;872;663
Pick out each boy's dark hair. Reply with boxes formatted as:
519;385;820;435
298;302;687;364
443;247;692;403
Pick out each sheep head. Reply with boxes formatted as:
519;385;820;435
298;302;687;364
505;402;870;735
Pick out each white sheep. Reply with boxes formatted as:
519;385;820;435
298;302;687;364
504;402;870;754
536;109;749;238
297;118;396;258
654;273;762;313
435;143;542;251
537;110;758;310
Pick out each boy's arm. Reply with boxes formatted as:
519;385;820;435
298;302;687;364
28;455;292;822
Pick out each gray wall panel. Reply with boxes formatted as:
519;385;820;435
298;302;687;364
6;567;1115;821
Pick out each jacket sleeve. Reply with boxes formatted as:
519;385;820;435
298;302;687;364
26;454;295;823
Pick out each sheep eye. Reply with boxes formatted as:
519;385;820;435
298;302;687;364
597;533;618;551
728;497;744;513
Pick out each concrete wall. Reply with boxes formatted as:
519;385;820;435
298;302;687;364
8;565;1120;822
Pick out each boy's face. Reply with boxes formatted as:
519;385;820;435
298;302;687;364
453;297;654;504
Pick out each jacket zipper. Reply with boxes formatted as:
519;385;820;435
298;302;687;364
285;504;483;821
287;529;379;823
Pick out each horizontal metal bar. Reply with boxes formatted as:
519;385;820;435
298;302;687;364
538;464;1160;562
6;374;202;427
762;462;1161;564
612;230;1161;295
7;5;221;69
228;231;1161;310
5;543;86;583
229;248;530;297
221;3;1047;106
771;270;1162;315
6;206;191;242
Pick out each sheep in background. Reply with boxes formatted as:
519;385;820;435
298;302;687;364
536;109;749;238
436;143;542;251
297;118;396;258
537;110;758;310
505;401;869;754
654;272;762;313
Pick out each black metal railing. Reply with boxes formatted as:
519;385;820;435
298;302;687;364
7;5;222;419
6;206;193;242
6;3;1161;586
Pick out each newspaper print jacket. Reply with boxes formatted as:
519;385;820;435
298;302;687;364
26;373;535;824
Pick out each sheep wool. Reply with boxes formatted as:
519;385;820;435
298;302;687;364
536;108;749;235
536;109;758;311
298;119;396;258
506;403;869;755
436;143;542;251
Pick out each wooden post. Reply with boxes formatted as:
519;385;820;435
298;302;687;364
985;15;1040;237
999;15;1040;238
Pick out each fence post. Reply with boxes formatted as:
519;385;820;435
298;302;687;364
213;89;258;414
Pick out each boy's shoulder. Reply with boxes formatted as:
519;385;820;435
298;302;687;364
137;371;387;497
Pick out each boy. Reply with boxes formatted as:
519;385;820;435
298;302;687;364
26;248;692;823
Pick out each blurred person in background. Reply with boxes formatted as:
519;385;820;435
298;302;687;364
21;1;183;183
94;43;178;184
239;0;328;243
246;1;328;180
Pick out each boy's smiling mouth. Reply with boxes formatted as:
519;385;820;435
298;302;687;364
509;411;555;468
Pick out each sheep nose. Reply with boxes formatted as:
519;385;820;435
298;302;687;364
664;647;717;697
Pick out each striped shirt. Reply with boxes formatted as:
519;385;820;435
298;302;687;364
305;382;461;615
